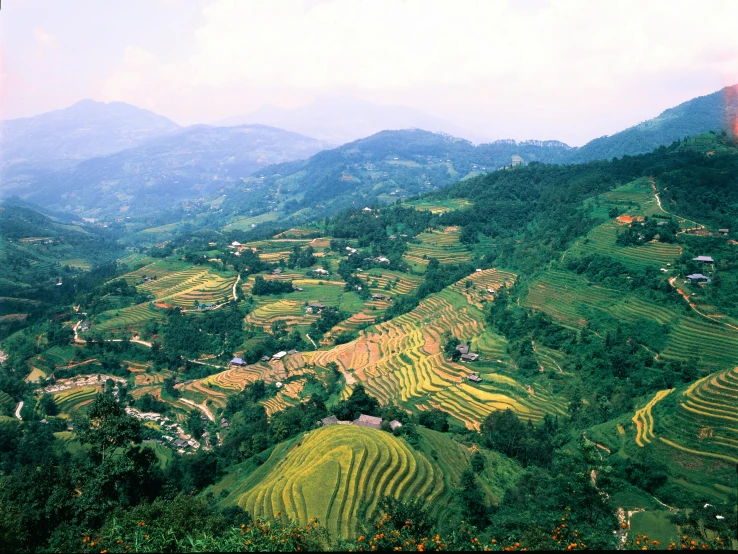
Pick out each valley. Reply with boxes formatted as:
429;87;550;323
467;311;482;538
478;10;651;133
2;104;738;551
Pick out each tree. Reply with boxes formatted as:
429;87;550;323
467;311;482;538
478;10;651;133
76;392;142;462
418;408;449;432
39;393;59;416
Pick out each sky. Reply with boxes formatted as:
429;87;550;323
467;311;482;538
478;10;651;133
2;0;738;146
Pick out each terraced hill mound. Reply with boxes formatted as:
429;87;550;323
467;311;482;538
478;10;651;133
215;425;519;539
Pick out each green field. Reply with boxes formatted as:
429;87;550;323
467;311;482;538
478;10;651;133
405;198;473;213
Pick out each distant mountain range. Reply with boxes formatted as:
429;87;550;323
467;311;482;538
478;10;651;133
214;95;488;145
0;99;180;174
1;85;736;221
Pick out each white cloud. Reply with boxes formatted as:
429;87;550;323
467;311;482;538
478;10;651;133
33;27;57;49
96;0;738;141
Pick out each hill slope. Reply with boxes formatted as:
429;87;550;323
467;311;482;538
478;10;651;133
214;425;519;538
570;85;738;162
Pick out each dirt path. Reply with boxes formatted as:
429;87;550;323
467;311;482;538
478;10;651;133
650;178;702;229
668;277;738;332
305;333;317;349
14;401;23;420
582;432;611;458
179;397;215;422
232;274;241;301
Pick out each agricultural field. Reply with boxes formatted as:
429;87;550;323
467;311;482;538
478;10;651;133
568;221;682;269
91;257;237;332
52;386;100;416
307;269;566;429
0;391;14;413
215;424;520;539
94;303;167;332
222;425;445;538
608;365;738;502
405;198;473;214
524;270;738;371
404;227;472;269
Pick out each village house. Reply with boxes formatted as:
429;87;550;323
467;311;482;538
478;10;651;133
260;356;271;362
354;414;383;430
461;353;480;362
306;302;326;314
719;229;729;235
375;256;390;264
230;357;246;366
346;246;358;255
272;268;282;275
686;273;712;283
389;420;403;431
362;207;372;212
220;418;230;429
693;256;714;263
292;285;304;291
456;343;470;355
371;294;386;300
321;415;352;426
287;349;298;354
231;241;241;247
272;351;287;360
313;268;330;275
467;374;483;383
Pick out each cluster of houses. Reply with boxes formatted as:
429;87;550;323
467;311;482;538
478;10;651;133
125;406;200;453
231;349;300;367
320;413;403;431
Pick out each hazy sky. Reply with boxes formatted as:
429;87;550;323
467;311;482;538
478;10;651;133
3;0;738;145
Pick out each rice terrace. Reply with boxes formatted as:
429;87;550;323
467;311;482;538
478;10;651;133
3;14;738;550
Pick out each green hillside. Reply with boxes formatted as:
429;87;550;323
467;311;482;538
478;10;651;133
213;425;519;538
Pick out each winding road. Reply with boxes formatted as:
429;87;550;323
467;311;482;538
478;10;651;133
179;397;215;422
14;401;23;420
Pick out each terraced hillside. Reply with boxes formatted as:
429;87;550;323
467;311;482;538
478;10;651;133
654;366;738;464
308;269;566;428
524;270;738;371
92;259;237;332
404;227;472;268
223;425;444;538
568;220;682;268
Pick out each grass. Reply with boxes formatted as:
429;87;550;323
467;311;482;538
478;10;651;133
629;510;679;547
